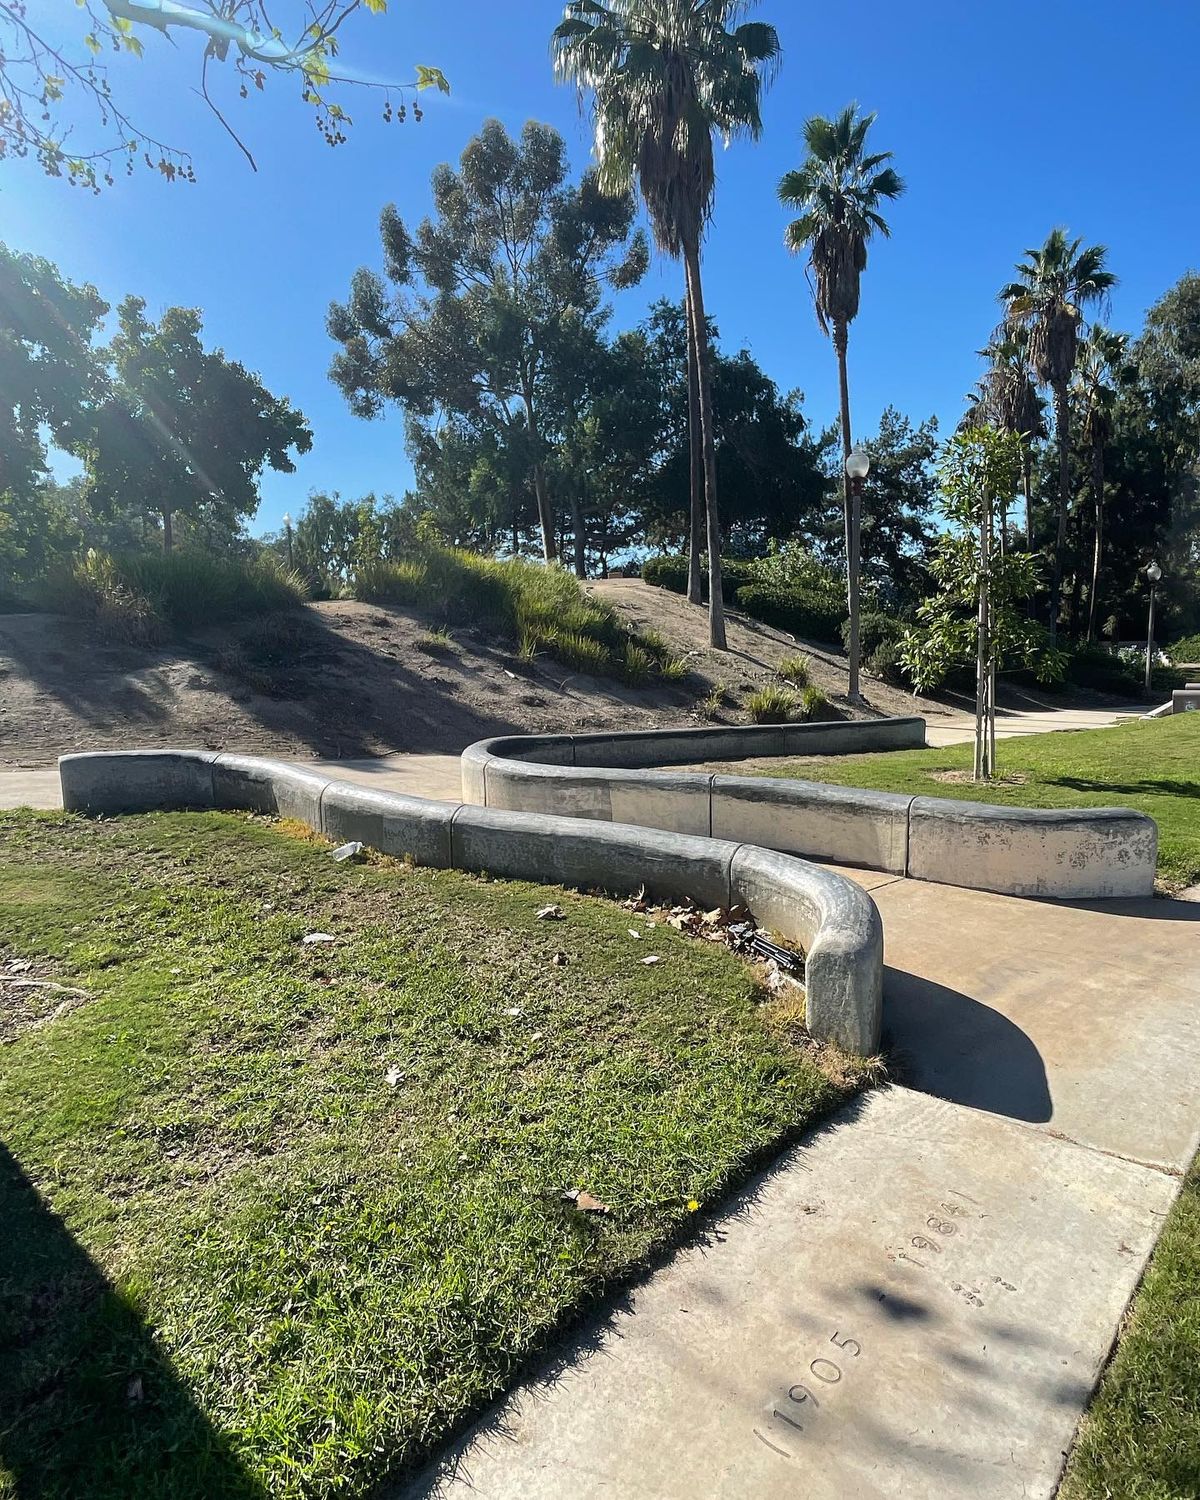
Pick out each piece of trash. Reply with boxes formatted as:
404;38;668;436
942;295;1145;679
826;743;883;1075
503;1006;523;1017
536;904;565;921
6;958;32;974
331;841;364;863
301;932;337;945
562;1188;610;1215
385;1065;402;1086
503;669;518;679
627;928;642;940
640;955;661;966
551;952;568;967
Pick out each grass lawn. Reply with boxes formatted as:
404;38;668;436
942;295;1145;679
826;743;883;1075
1059;1155;1200;1499
752;712;1200;890
0;811;865;1499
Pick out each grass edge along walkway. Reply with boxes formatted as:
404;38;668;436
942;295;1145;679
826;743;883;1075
749;713;1200;891
0;809;871;1500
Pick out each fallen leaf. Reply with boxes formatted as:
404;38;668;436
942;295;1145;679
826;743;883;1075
563;1188;610;1214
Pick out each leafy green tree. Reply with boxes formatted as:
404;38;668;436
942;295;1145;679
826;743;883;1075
1074;325;1129;640
74;297;311;551
778;103;904;699
554;0;781;650
848;407;938;611
974;332;1046;551
328;118;647;566
0;244;108;501
999;228;1116;641
1;1;446;188
904;427;1062;779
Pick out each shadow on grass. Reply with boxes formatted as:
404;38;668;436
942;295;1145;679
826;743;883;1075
0;1143;264;1499
1051;775;1200;800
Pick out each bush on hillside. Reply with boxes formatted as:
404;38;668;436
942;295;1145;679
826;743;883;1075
354;547;683;686
642;549;843;644
842;610;906;660
732;582;843;643
1168;634;1200;665
38;550;308;643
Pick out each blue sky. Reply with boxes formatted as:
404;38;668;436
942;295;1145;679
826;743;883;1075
9;0;1200;536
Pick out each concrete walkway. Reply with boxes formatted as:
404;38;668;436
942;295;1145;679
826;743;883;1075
404;874;1200;1500
924;702;1143;748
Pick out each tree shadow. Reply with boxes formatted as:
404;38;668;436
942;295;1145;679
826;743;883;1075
0;614;172;731
1051;774;1200;800
882;967;1052;1123
0;1142;264;1499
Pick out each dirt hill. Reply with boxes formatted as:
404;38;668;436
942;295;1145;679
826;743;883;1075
0;581;963;769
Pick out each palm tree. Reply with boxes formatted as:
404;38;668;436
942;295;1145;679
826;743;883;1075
1075;324;1128;641
979;332;1046;550
778;104;904;700
553;0;781;650
999;229;1116;642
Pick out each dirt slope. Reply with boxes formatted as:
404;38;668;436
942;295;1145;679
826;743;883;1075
0;582;989;769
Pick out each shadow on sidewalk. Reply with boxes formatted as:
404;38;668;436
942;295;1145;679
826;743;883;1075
882;967;1052;1123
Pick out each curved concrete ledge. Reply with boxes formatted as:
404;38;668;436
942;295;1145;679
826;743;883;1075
57;749;884;1055
462;719;1158;900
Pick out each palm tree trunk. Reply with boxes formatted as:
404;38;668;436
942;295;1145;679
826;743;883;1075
683;241;726;651
685;289;704;606
1086;441;1104;643
834;319;861;701
1021;445;1034;549
1050;380;1071;644
520;380;557;564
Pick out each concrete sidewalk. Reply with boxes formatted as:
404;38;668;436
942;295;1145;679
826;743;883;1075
404;876;1200;1500
925;702;1143;748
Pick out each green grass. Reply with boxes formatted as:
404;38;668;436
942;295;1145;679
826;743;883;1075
0;811;863;1499
353;548;688;687
749;714;1200;890
1059;1154;1200;1499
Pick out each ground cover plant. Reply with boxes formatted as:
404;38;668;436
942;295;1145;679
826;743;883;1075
745;713;1200;890
354;547;686;685
1059;1153;1200;1498
0;811;865;1499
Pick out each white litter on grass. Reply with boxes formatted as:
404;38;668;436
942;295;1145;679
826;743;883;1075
641;955;661;966
331;841;364;862
301;932;337;945
385;1065;402;1086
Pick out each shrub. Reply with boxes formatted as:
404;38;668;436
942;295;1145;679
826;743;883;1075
621;641;655;684
39;552;166;646
747;684;800;724
1065;643;1142;695
733;582;843;643
798;683;829;719
120;552;308;628
865;639;911;688
776;653;810;687
699;680;729;720
1168;634;1200;665
535;627;612;677
353;559;428;607
842;610;905;660
657;653;689;682
641;554;689;594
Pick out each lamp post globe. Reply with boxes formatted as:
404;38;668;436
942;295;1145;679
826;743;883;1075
845;449;870;481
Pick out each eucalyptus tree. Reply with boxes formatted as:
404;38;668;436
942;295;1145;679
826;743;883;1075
1075;324;1129;641
327;119;647;565
999;228;1116;641
553;0;781;650
778;103;904;698
1;0;447;188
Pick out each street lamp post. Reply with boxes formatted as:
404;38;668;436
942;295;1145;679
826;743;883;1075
844;449;870;703
283;511;294;571
1145;561;1162;695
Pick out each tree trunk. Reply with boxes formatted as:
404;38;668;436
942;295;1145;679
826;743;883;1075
1068;505;1085;641
1022;445;1034;549
685;288;704;606
1050;379;1071;644
569;489;586;580
1086;440;1104;643
520;382;556;564
683;241;726;651
162;506;174;554
834;319;862;702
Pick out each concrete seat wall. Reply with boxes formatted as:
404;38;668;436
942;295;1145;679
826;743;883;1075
57;749;884;1055
463;719;1158;899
